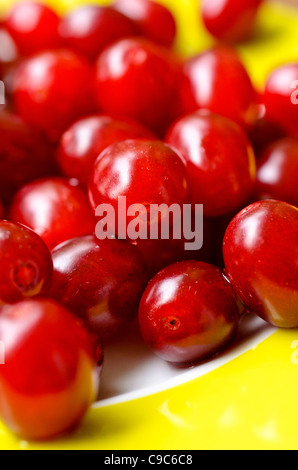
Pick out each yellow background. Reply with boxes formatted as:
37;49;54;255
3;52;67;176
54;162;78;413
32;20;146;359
1;0;298;450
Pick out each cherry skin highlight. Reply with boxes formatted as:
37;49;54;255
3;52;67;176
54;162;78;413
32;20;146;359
201;0;263;43
50;236;149;341
166;111;256;217
0;299;100;440
13;49;94;141
264;63;298;137
94;38;182;134
5;1;61;56
58;115;156;186
0;221;53;303
0;112;56;203
114;0;176;47
256;138;298;207
223;200;298;328
181;46;258;128
139;261;239;365
59;6;136;61
89;139;190;237
10;178;95;250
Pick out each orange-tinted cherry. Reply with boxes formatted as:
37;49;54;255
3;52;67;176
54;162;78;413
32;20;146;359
256;138;298;207
58;115;155;186
139;261;239;365
13;49;94;141
114;0;176;48
202;0;263;43
0;112;56;203
0;221;53;303
88;139;190;237
181;46;258;128
10;178;95;250
5;1;61;56
264;63;298;137
94;38;182;134
50;236;149;341
0;299;100;440
59;5;136;61
223;200;298;328
166;111;256;217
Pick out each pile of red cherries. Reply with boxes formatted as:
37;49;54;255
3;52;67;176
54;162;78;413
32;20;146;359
0;0;297;441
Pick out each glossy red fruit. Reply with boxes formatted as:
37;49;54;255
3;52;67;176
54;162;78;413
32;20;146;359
59;6;136;61
95;38;182;134
0;299;100;440
0;112;56;203
133;216;213;276
264;63;298;137
58;115;156;186
10;178;95;250
166;111;256;217
13;49;94;141
223;200;298;328
202;0;263;43
181;46;258;128
256;138;298;207
89;139;190;237
139;261;239;365
247;101;285;154
50;236;148;340
0;221;53;303
114;0;176;47
5;1;61;56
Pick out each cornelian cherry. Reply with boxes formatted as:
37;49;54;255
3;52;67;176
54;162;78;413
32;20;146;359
94;38;182;134
13;49;94;141
5;1;61;56
166;111;256;217
0;221;53;303
88;139;190;237
223;200;298;328
201;0;263;43
264;63;298;137
58;115;155;186
59;6;136;61
181;46;258;128
256;138;298;207
114;0;176;47
139;261;239;365
0;112;56;202
10;178;95;250
50;236;149;340
0;299;100;440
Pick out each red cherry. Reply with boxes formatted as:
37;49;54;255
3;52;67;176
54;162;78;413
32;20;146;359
10;178;95;250
94;38;182;134
88;139;190;237
50;236;148;340
13;49;94;141
59;6;136;61
0;221;53;303
58;115;156;186
5;1;61;56
223;200;298;328
0;111;56;203
247;102;285;154
139;261;239;365
264;63;298;137
133;216;214;276
0;299;100;440
166;111;256;217
114;0;176;48
181;46;258;128
256;138;298;207
201;0;263;43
